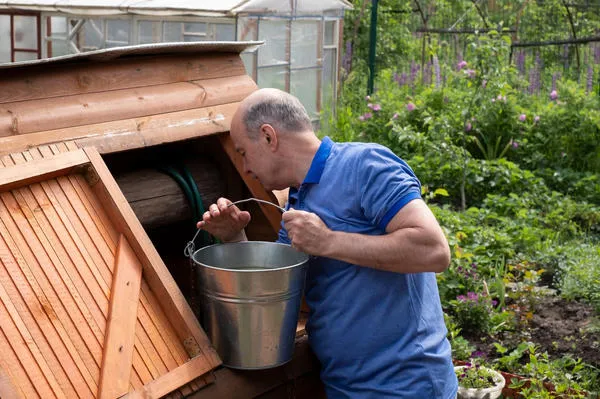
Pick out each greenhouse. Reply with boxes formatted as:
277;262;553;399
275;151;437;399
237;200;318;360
0;0;351;118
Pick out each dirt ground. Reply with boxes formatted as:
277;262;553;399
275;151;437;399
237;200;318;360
529;296;600;367
473;296;600;368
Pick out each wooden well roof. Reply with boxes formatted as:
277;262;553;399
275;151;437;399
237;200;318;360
0;144;221;398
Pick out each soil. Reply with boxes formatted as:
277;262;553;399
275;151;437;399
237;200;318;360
472;296;600;368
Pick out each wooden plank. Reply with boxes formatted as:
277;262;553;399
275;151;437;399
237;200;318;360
98;235;142;399
0;281;66;398
125;355;214;399
0;53;247;105
218;133;282;233
0;102;237;157
0;329;38;399
0;149;88;191
0;365;22;399
83;146;221;368
0;194;99;395
0;75;256;136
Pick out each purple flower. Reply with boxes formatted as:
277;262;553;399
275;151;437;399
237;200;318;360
512;141;519;149
467;292;478;301
519;114;527;122
491;300;498;307
392;112;399;120
465;69;476;78
534;115;540;123
550;90;558;100
362;112;372;120
471;351;486;358
457;295;467;302
368;103;382;112
465;122;472;132
457;60;468;71
406;102;416;112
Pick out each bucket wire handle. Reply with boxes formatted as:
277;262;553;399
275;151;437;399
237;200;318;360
184;228;202;258
228;198;286;213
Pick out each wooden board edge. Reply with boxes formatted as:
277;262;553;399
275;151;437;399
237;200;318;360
0;149;89;192
98;235;143;399
121;355;214;399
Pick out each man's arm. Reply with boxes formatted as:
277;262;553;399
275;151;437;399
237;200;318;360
282;199;450;273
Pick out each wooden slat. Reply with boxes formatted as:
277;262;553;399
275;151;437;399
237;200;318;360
0;329;38;398
0;365;22;399
0;149;88;191
0;53;246;105
0;219;93;397
218;133;282;233
0;75;256;136
125;355;214;399
83;146;221;368
98;235;142;399
0;193;99;395
0;102;237;157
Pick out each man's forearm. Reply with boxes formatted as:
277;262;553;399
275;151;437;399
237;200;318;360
321;229;450;274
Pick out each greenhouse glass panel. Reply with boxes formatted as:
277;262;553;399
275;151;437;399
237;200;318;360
50;39;69;57
84;19;105;50
106;19;130;47
163;22;183;42
258;19;287;67
50;16;67;35
322;48;336;111
15;51;38;61
257;66;287;91
14;16;38;49
0;15;10;62
324;20;336;46
290;68;318;118
138;20;158;44
291;20;319;68
215;24;235;41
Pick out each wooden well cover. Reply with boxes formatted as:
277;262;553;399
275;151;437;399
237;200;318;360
0;144;221;399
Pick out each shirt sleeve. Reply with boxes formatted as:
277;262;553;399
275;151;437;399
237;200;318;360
356;146;422;231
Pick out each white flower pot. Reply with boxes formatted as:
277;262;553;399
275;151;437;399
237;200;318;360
455;365;505;399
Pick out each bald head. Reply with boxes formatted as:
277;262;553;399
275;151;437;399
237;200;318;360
239;88;313;139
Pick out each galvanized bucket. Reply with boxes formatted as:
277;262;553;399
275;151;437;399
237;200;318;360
192;241;309;369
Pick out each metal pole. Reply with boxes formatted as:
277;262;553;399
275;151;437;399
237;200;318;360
367;0;378;95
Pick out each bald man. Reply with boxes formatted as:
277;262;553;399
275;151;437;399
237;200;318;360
198;89;458;398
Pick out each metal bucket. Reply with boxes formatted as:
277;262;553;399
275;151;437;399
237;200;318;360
192;241;309;369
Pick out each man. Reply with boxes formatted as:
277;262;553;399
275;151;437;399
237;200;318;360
197;88;458;398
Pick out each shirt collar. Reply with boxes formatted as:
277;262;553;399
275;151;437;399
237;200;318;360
303;136;334;184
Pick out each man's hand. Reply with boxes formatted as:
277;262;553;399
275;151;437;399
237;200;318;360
282;209;332;255
197;197;251;242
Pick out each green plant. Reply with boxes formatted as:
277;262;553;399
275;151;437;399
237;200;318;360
455;360;503;389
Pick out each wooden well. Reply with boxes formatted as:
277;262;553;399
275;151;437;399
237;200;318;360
0;42;323;398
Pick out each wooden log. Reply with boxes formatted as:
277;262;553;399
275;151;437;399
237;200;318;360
113;158;225;230
0;75;256;137
0;53;246;105
0;102;238;157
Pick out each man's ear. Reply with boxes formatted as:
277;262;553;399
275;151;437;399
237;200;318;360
261;124;278;151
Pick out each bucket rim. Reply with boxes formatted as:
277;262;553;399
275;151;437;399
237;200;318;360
192;241;309;272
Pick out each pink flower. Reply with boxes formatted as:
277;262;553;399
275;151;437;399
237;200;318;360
519;114;527;122
465;122;472;132
392;112;399;120
491;98;496;103
365;95;371;101
368;103;382;111
512;141;519;149
362;112;373;120
457;60;468;70
534;115;540;123
465;69;476;78
406;102;416;112
550;90;558;100
358;115;364;121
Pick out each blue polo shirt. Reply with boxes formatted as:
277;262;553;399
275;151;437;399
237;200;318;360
277;137;457;398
